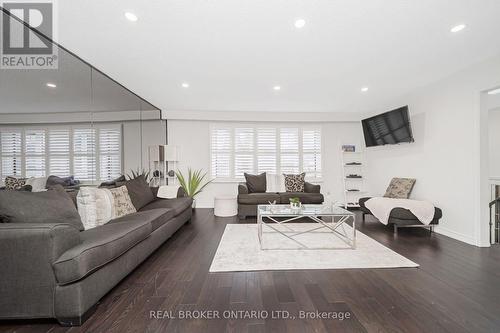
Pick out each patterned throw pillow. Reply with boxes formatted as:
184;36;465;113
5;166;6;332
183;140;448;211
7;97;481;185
4;176;28;190
76;187;115;230
384;178;416;199
109;186;137;218
283;173;306;192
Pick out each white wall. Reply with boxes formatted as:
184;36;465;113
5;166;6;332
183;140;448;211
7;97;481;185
365;55;500;246
488;108;500;178
167;119;363;208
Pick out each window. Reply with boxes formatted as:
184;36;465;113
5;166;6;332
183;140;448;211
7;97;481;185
0;125;122;182
210;124;322;181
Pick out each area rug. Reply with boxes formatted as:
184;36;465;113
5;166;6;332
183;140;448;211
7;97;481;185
209;223;418;272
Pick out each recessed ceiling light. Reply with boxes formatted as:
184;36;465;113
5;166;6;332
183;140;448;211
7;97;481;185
125;12;138;22
46;83;56;88
450;24;466;33
181;82;189;88
294;19;306;29
361;87;369;92
488;88;500;95
273;85;281;91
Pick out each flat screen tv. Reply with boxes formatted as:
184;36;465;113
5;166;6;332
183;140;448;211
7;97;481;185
361;106;414;147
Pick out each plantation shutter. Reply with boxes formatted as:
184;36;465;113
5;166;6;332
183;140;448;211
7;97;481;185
0;129;22;177
302;129;322;179
256;128;277;174
25;129;46;177
48;129;71;177
99;127;122;180
73;128;96;181
211;128;231;178
280;128;300;174
234;128;254;178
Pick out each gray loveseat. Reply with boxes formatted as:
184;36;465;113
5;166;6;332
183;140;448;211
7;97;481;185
238;182;324;218
0;177;192;326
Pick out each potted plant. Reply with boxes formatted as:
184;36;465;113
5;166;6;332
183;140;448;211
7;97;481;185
175;168;213;208
289;197;302;209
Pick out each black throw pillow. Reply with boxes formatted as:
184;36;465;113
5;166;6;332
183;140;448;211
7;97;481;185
125;175;155;210
244;172;267;193
0;186;84;230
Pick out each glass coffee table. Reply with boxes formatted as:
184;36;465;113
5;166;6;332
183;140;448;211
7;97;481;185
257;204;356;250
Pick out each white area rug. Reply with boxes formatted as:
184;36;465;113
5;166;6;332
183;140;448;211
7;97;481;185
209;224;418;272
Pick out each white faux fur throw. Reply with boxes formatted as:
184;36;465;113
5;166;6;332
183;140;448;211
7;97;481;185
157;185;180;199
365;197;435;225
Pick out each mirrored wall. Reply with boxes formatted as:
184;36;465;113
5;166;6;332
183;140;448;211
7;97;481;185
0;8;164;185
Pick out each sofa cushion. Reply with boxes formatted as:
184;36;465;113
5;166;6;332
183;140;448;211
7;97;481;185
0;187;84;230
125;175;155;210
238;193;280;205
279;192;324;204
390;207;442;221
304;182;320;193
53;211;160;285
109;207;174;231
140;197;193;216
244;172;266;193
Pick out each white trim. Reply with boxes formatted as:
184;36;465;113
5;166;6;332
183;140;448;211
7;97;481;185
434;226;478;246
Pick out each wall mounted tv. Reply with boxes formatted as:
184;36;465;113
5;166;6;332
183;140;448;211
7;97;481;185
361;106;414;147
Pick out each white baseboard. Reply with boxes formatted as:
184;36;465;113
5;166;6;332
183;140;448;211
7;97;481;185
434;226;478;246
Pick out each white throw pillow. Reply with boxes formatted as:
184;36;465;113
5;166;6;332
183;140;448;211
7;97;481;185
77;187;115;230
25;177;48;192
265;174;286;192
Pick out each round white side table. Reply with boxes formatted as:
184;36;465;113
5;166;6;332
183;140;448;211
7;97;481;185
214;195;238;217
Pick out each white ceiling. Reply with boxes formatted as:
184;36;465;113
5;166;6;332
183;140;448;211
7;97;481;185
10;0;500;113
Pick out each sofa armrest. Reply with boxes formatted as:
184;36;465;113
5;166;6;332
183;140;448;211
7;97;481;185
0;223;81;318
238;183;249;195
177;186;187;198
304;182;320;193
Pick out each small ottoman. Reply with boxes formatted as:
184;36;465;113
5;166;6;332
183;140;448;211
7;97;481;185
214;195;238;217
359;197;442;234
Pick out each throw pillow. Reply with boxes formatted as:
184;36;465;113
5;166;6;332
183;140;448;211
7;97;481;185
99;175;126;188
244;172;267;193
0;186;84;230
283;173;306;192
76;187;115;230
109;186;137;218
125;175;154;210
46;175;80;189
384;178;416;199
25;176;48;192
4;176;27;190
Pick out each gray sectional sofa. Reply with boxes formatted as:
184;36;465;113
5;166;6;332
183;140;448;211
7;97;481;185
0;177;192;326
238;182;324;218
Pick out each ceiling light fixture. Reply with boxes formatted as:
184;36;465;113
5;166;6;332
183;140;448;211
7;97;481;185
361;87;369;92
294;18;306;29
181;82;189;88
273;85;281;91
450;24;466;33
125;12;138;22
488;88;500;95
46;83;56;88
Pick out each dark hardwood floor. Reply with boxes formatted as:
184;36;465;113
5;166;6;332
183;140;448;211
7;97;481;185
1;209;500;333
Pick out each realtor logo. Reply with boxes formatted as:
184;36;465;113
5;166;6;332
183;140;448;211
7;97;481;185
1;0;58;69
